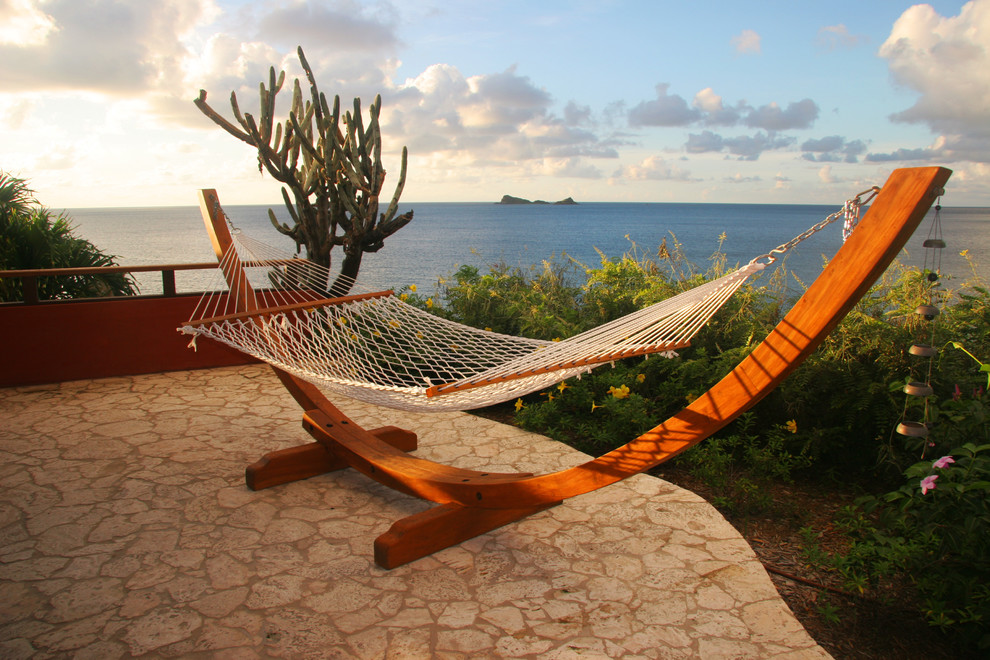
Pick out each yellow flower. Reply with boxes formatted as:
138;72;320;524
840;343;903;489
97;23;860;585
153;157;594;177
685;392;698;403
786;419;798;434
514;398;525;412
400;293;409;301
426;298;434;309
960;249;970;257
608;384;631;399
552;337;562;342
636;373;646;383
541;392;555;401
557;381;571;393
591;401;604;412
388;320;401;329
409;284;417;292
485;326;493;331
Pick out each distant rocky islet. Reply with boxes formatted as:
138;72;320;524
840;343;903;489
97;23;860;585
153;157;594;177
497;195;577;205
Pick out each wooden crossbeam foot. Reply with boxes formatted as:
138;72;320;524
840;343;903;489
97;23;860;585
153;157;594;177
374;500;560;569
246;424;418;491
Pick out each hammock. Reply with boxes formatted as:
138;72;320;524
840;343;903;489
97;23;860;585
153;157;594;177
177;168;950;568
180;190;874;412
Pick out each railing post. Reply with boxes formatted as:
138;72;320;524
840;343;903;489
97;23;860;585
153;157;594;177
162;270;176;297
23;276;39;304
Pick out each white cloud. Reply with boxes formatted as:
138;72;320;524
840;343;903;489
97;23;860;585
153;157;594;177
257;1;400;52
731;29;761;54
744;99;819;131
801;135;868;163
693;88;743;126
685;130;793;160
865;134;990;164
0;0;214;94
685;130;725;154
379;64;616;169
34;144;77;170
536;157;602;179
616;155;692;181
0;0;57;46
816;24;868;50
628;84;700;127
1;98;33;129
563;101;592;126
630;85;817;135
879;0;990;139
724;173;762;183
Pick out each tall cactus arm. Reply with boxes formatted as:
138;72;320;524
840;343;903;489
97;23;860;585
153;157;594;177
195;46;412;279
195;90;256;146
380;146;408;224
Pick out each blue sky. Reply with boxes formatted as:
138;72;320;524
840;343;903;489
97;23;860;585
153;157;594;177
1;0;988;207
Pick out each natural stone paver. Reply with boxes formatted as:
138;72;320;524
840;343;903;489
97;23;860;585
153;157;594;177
0;364;830;658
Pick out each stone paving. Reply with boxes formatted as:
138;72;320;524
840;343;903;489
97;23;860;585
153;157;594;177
0;364;830;658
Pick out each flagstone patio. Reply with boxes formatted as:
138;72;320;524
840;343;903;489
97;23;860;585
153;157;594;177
0;364;830;658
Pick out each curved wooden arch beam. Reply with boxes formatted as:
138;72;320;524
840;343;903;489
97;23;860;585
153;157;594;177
476;165;953;507
196;167;950;568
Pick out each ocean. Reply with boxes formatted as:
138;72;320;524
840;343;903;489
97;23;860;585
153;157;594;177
63;201;988;298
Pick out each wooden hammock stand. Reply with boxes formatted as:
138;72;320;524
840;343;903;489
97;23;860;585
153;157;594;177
196;166;951;569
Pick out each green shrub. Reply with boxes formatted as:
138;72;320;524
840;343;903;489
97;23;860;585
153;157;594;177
678;413;812;516
0;171;136;301
428;237;986;476
800;351;989;651
436;259;584;340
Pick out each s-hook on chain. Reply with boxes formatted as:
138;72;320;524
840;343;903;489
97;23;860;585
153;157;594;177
212;196;241;234
749;185;881;267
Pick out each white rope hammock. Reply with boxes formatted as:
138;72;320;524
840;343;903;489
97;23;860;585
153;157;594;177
179;189;877;412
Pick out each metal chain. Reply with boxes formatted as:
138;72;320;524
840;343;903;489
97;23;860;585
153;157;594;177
749;185;881;267
212;196;241;234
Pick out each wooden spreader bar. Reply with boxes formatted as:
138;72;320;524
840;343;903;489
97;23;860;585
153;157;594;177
425;340;691;397
193;169;952;569
184;290;393;328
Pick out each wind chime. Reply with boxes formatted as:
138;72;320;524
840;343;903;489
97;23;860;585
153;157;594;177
896;190;946;452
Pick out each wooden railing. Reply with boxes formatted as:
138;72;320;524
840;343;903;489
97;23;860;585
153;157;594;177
0;262;219;304
0;263;260;387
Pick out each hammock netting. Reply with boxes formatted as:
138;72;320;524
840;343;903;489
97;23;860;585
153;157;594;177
180;192;873;412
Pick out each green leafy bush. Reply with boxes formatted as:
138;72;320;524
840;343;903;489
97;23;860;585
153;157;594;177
436;259;584;340
424;237;986;476
0;172;136;301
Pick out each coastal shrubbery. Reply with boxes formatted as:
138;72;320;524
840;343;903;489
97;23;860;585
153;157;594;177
406;238;989;648
0;172;136;302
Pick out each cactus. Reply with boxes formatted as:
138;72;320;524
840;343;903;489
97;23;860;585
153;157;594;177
194;46;412;294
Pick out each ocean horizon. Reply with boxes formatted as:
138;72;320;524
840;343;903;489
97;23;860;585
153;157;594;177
63;201;989;299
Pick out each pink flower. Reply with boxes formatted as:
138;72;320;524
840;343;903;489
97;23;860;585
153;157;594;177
932;456;955;469
920;474;939;495
953;384;962;401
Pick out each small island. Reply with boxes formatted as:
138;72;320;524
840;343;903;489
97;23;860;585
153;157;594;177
497;195;577;205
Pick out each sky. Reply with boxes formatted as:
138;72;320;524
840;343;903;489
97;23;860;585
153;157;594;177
1;0;989;208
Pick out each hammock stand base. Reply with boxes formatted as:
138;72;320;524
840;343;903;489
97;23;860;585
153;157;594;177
195;166;951;569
